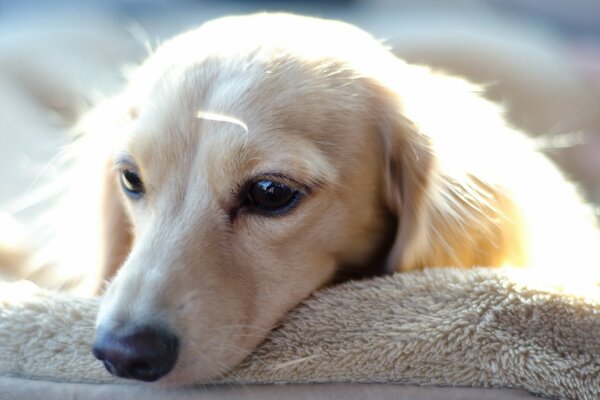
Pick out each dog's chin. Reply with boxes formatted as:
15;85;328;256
151;335;264;386
151;355;245;387
148;368;222;387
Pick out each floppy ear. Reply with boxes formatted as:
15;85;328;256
374;84;435;274
372;72;529;273
73;94;135;291
98;157;133;285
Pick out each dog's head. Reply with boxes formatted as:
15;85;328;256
91;13;433;384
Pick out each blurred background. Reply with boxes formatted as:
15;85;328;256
0;0;598;286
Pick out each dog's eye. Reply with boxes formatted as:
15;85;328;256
247;180;301;214
120;169;145;198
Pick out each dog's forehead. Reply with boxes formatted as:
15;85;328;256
126;56;365;196
124;12;390;167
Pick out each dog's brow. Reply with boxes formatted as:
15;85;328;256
196;111;249;134
113;151;136;168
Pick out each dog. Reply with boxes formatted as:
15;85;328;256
40;13;596;384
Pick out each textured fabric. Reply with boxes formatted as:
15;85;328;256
0;378;544;400
0;268;598;399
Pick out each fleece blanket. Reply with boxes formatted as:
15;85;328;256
0;268;598;400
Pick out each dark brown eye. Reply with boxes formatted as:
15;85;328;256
247;180;300;213
120;169;145;198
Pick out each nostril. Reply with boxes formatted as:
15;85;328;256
92;324;179;382
130;361;151;375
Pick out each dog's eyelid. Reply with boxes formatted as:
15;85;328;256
246;172;312;193
113;152;138;171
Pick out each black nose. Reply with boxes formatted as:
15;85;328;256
92;325;179;382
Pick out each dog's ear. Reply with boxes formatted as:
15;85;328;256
72;95;135;291
373;83;435;274
98;157;133;285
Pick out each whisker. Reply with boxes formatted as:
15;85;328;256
213;323;275;334
50;325;96;340
272;354;319;370
21;142;74;205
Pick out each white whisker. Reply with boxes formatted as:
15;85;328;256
272;354;319;370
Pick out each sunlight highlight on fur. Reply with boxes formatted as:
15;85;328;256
197;111;249;134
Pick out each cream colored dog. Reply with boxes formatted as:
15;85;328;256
58;13;599;385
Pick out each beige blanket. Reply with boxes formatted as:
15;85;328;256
0;268;598;399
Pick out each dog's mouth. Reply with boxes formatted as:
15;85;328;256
92;324;180;382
